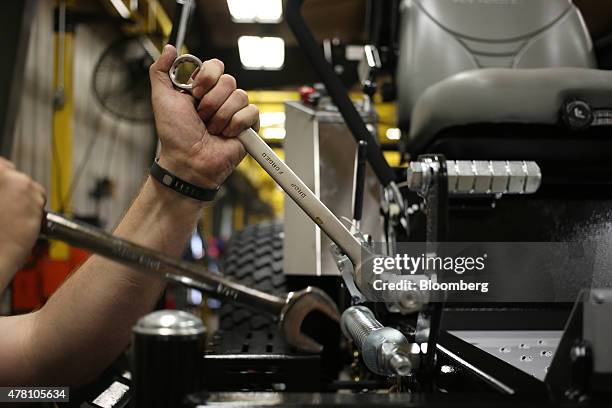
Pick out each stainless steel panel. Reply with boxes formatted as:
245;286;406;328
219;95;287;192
283;102;383;276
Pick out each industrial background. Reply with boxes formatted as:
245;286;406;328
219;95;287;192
1;1;612;405
1;0;611;316
0;0;409;316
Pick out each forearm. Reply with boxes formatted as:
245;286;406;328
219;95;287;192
0;43;256;387
21;177;203;385
0;257;19;296
0;245;33;295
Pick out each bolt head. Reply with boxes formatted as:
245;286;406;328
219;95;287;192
563;99;594;131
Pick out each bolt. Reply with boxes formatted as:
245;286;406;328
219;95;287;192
389;353;412;376
341;306;415;377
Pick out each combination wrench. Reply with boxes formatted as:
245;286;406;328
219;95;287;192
169;54;418;308
41;212;339;353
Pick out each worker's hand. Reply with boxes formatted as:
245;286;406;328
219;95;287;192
0;158;46;275
149;45;260;189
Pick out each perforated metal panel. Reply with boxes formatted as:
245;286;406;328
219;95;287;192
451;330;562;381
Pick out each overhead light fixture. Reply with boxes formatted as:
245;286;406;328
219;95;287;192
227;0;283;23
238;36;285;70
109;0;131;19
386;128;402;140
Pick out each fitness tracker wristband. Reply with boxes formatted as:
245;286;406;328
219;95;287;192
150;159;219;202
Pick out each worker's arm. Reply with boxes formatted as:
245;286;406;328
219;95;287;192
0;45;259;386
0;158;46;294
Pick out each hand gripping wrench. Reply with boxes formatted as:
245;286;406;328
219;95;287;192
41;212;339;353
170;55;422;308
170;57;369;271
170;55;423;309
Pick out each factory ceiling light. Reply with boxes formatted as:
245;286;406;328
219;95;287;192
238;36;285;70
386;128;402;141
227;0;283;23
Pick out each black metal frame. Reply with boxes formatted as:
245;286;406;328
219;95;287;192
417;155;449;390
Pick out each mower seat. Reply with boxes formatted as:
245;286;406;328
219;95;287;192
394;0;612;309
395;0;610;162
407;67;612;158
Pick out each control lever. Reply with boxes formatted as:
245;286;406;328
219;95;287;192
361;45;381;114
41;212;340;353
351;141;368;233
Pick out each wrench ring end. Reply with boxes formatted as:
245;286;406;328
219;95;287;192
170;54;203;91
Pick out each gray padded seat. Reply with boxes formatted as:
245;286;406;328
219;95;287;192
408;68;612;153
395;0;611;157
396;0;596;131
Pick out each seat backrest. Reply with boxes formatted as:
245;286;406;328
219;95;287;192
396;0;596;130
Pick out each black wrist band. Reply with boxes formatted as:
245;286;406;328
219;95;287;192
150;159;219;202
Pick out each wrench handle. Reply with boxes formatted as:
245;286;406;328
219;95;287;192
41;212;286;316
238;128;363;264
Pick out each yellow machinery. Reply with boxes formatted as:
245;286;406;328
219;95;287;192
50;0;75;259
